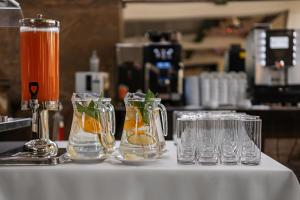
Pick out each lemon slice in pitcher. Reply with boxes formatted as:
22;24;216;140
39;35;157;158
99;131;115;151
127;134;156;146
124;153;144;161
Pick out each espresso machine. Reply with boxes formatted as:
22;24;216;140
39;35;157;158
246;24;300;105
116;31;184;105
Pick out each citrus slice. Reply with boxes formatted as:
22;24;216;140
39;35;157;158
124;153;143;161
80;115;102;134
67;145;76;157
123;107;144;130
125;106;140;118
127;134;156;146
99;131;115;151
127;129;145;136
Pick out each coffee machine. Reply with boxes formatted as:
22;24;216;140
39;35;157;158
116;31;184;105
246;24;300;105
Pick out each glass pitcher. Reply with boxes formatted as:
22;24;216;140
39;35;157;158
119;92;168;159
67;93;115;161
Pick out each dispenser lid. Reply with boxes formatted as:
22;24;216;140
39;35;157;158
19;14;59;28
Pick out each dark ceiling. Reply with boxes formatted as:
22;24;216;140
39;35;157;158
123;0;298;2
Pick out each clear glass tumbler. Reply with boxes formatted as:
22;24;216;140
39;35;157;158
240;115;262;165
173;111;197;144
219;115;240;165
196;114;219;165
177;116;197;164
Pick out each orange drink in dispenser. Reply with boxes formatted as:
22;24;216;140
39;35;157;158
20;14;59;108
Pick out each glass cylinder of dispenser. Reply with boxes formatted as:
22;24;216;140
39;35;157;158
20;14;59;109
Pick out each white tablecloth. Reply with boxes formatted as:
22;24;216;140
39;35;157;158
0;141;299;200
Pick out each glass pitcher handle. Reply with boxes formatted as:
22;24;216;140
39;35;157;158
106;103;116;135
158;103;168;136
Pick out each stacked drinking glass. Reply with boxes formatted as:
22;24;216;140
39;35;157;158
176;111;262;165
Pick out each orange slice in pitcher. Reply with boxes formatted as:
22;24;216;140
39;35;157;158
127;129;145;136
124;107;144;131
82;115;102;134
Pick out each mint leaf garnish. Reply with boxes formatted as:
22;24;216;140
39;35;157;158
76;101;101;121
133;89;156;125
76;92;105;121
88;101;95;109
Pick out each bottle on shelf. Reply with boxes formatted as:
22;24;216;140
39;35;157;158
90;50;100;72
52;103;64;141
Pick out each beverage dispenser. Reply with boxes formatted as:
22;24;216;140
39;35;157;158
20;14;59;157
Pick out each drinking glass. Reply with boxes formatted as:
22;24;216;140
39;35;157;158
228;72;238;106
67;93;115;161
219;114;240;165
240;115;262;165
200;73;211;108
173;111;197;144
177;116;197;164
210;73;219;108
196;114;219;165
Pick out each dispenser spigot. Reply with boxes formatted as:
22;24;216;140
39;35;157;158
29;82;39;135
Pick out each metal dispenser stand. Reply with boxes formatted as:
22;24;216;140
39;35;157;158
23;82;58;157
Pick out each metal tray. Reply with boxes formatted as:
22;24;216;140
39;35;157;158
0;142;66;166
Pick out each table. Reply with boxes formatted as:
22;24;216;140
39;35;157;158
0;141;299;200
